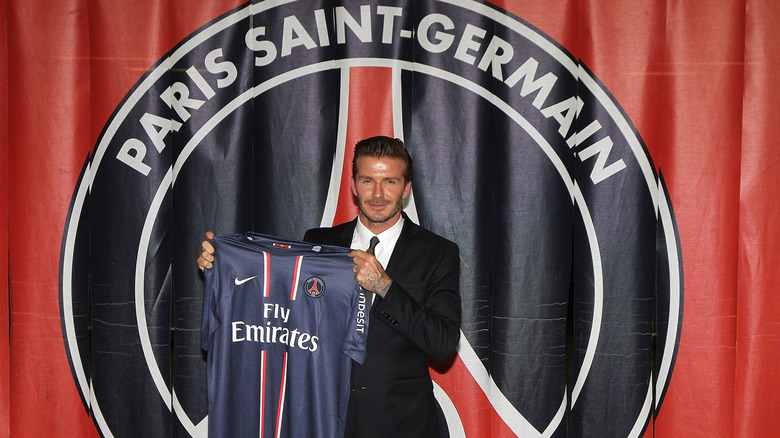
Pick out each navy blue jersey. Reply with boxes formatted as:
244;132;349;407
201;232;369;438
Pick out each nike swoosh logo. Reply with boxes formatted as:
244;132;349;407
234;275;260;285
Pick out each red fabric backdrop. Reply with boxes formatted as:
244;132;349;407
0;3;9;437
3;0;779;436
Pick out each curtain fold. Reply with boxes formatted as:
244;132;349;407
0;3;8;437
735;1;780;436
652;2;745;437
7;0;94;436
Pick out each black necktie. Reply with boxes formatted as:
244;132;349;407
365;236;380;309
366;236;380;256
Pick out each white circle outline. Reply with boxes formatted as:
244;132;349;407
58;1;684;437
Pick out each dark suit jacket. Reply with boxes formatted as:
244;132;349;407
303;212;461;438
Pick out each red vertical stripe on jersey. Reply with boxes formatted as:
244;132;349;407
290;256;303;301
259;350;267;438
332;66;395;226
275;352;289;438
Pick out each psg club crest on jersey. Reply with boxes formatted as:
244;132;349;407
304;277;326;298
59;1;683;437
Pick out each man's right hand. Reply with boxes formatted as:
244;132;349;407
198;231;216;271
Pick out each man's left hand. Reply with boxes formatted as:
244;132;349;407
349;250;392;298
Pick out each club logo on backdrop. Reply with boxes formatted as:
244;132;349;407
60;1;683;437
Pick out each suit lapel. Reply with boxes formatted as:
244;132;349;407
385;212;417;278
340;220;357;247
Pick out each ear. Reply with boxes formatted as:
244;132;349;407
351;178;358;197
402;180;412;199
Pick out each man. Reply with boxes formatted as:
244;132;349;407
198;136;461;437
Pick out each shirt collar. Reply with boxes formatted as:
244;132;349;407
353;215;405;268
354;215;404;248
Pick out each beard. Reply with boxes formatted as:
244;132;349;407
357;196;404;225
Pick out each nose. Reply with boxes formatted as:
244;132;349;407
372;182;383;198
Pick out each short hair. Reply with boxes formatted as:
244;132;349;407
352;136;413;183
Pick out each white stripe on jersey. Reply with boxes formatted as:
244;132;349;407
263;252;270;298
259;350;267;438
290;256;303;300
275;351;289;438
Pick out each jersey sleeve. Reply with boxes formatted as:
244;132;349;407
200;251;221;352
342;285;369;364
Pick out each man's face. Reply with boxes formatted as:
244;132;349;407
352;156;411;231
